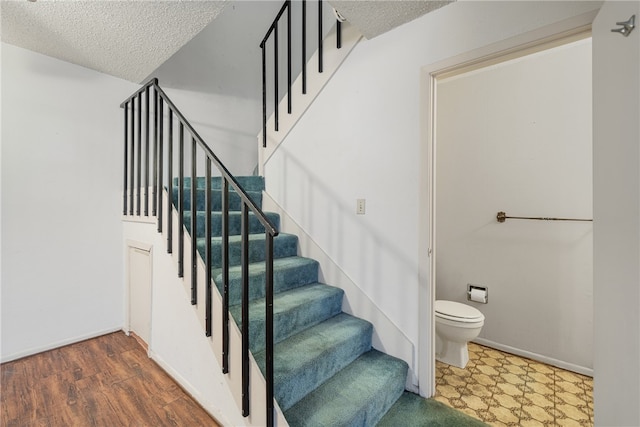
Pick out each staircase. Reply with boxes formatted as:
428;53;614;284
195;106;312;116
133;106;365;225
120;3;490;423
176;175;409;426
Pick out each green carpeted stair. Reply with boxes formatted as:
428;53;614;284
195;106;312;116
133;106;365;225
173;176;487;427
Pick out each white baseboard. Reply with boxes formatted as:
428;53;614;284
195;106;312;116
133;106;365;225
1;326;124;363
473;338;593;377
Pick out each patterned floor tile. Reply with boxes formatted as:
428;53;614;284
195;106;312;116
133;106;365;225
465;382;494;398
487;404;522;425
435;343;593;426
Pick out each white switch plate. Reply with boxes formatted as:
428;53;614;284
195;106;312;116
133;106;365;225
356;199;366;215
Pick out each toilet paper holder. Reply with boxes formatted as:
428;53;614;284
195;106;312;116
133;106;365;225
467;284;488;304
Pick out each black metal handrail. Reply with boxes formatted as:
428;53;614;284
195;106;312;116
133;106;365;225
121;78;278;425
260;0;342;147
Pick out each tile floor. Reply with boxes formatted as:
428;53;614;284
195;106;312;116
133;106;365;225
434;343;593;426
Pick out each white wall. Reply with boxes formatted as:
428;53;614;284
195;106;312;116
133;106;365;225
592;1;640;424
264;1;602;381
0;43;136;361
435;38;593;372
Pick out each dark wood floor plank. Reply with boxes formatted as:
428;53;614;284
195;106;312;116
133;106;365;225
78;384;124;426
161;396;220;426
0;332;221;427
76;368;127;392
1;361;44;423
87;342;139;384
28;348;70;382
34;369;80;416
103;378;167;426
120;349;186;406
61;341;102;381
1;361;27;424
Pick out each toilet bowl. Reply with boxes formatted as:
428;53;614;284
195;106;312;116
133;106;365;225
435;300;485;368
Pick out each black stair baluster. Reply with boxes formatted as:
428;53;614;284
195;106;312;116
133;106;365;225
129;100;135;216
274;21;279;132
287;0;292;114
337;20;342;49
241;203;250;417
318;0;323;73
191;137;197;305
262;45;267;148
157;93;163;232
178;122;185;278
144;87;150;216
222;177;230;374
265;233;275;427
152;87;158;217
205;158;212;337
167;109;173;253
137;92;142;216
302;0;307;94
123;102;128;215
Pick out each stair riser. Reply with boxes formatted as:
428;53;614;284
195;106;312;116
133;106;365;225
173;188;263;211
216;260;319;306
197;234;298;269
231;286;344;354
175;176;265;191
183;211;280;238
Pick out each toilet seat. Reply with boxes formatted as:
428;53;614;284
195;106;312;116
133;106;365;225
435;300;484;323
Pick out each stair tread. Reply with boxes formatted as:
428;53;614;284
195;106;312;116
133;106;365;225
229;283;344;352
256;313;371;375
174;186;263;192
173;186;263;212
201;232;296;244
254;313;373;411
176;176;264;191
212;256;319;306
196;232;298;268
184;210;278;217
174;188;264;197
230;283;343;320
215;255;318;278
284;349;408;427
182;210;280;237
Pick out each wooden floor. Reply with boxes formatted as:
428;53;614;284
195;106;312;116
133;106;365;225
1;332;221;427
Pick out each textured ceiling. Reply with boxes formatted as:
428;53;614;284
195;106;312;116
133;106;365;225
0;0;228;83
1;0;454;84
329;0;454;39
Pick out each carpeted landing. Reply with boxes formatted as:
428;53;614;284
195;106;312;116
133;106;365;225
175;176;488;426
379;392;488;426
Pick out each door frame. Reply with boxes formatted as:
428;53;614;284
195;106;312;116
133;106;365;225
417;11;599;397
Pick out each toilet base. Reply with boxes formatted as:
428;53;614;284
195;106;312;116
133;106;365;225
436;335;470;369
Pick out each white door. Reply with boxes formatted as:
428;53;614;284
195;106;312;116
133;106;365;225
592;1;640;425
128;245;152;346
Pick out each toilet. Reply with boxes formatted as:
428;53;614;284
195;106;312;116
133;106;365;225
435;300;485;368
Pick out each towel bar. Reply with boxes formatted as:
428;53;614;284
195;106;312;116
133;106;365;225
496;211;592;223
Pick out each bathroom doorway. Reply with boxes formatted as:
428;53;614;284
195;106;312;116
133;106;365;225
434;34;593;373
430;34;593;424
